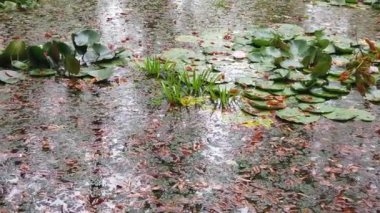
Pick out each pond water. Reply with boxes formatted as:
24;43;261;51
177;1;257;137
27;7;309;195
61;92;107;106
0;0;380;212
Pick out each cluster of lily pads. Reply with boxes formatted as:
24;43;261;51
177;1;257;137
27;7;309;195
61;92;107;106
0;29;127;84
154;24;379;123
317;0;380;9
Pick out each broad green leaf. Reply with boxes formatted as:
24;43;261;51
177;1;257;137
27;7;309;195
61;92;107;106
276;108;320;124
0;70;25;84
251;27;276;47
0;40;27;64
56;41;73;57
64;55;80;74
323;108;357;121
298;103;336;114
311;53;332;78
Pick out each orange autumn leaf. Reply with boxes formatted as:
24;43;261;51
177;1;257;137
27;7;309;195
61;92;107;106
339;71;350;81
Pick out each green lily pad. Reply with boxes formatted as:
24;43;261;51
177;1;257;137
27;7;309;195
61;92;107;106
298;103;336;114
255;80;286;92
288;71;310;81
353;109;376;122
274;68;290;78
276;108;320;124
239;98;263;116
323;108;357;121
0;70;25;84
310;88;340;99
277;24;305;40
249;99;286;110
243;89;273;100
323;81;349;94
280;59;303;69
161;48;204;63
251;27;276;47
271;87;297;97
291;82;309;92
85;68;114;81
250;63;276;72
235;77;255;87
296;95;326;103
330;36;354;54
29;69;57;77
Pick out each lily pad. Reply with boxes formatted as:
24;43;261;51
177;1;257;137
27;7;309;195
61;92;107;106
353;109;376;122
310;88;340;99
296;95;326;103
323;108;357;121
235;77;255;87
251;27;276;47
0;70;25;84
298;103;336;114
280;59;304;69
29;69;57;77
276;108;320;124
249;99;286;110
271;87;297;97
277;24;305;40
323;81;349;94
243;89;273;100
239;98;263;116
255;80;286;92
291;82;309;92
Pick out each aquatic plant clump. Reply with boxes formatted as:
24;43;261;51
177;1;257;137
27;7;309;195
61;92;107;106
150;24;380;123
0;29;128;83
